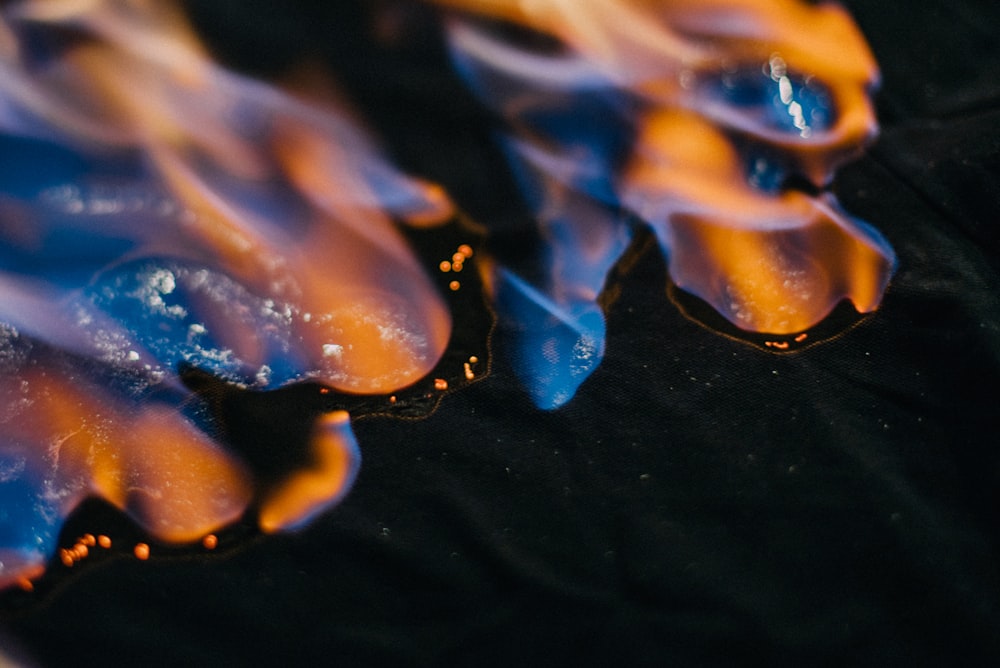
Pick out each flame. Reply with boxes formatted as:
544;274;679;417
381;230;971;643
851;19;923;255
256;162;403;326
0;344;252;590
0;0;897;588
1;0;454;393
257;411;361;534
432;0;879;174
0;0;451;588
433;0;894;406
625;108;892;333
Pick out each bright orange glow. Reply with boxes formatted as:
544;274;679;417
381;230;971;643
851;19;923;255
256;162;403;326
258;411;360;534
430;0;878;176
0;0;454;588
0;361;253;556
625;110;891;333
433;0;892;337
1;0;454;394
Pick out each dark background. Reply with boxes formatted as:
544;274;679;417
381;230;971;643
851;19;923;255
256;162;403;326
3;0;999;665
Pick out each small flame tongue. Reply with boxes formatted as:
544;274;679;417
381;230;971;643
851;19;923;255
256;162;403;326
436;0;894;405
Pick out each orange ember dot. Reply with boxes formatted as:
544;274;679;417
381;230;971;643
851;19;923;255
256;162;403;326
449;281;460;291
74;544;89;559
202;534;218;550
795;333;809;342
457;244;473;258
451;261;463;272
134;543;150;560
452;252;466;264
82;533;96;547
464;362;474;380
389;395;397;404
319;387;330;394
469;356;479;364
439;260;451;272
768;341;790;350
98;535;112;549
60;550;74;568
434;378;448;391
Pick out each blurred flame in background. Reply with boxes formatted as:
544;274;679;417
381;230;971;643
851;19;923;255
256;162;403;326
432;0;895;408
1;0;453;393
0;0;452;589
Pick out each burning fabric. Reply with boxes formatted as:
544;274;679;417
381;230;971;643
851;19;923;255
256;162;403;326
0;0;894;591
0;0;454;589
432;0;895;408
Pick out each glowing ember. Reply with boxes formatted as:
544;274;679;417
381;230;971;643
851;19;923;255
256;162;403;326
430;0;894;408
0;0;449;590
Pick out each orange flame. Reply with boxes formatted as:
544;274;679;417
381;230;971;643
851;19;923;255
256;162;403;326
0;357;252;564
2;0;454;393
258;411;360;534
0;0;449;588
430;0;878;170
432;0;892;336
624;109;891;333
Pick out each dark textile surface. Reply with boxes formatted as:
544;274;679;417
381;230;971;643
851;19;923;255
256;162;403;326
3;1;999;665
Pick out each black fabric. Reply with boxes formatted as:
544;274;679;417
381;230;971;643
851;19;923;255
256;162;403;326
3;1;999;665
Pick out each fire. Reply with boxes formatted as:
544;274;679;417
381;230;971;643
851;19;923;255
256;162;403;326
432;0;894;406
625;108;892;333
1;0;454;394
257;411;360;534
0;348;254;588
0;0;897;589
0;0;448;589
